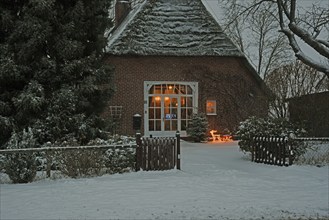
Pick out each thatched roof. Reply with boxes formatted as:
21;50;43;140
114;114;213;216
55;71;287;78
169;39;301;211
106;0;244;57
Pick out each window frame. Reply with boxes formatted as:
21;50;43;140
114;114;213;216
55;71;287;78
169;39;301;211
206;100;217;115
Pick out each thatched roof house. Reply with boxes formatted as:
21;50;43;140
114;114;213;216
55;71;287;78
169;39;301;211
104;0;269;137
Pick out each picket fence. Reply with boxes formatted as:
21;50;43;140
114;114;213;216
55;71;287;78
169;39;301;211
251;137;293;166
135;132;181;171
251;136;329;166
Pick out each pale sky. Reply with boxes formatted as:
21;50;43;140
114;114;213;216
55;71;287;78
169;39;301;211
203;0;329;68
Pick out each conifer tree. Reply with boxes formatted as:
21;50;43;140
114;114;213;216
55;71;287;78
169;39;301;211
0;0;114;147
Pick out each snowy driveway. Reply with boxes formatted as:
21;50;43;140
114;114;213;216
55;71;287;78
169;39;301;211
1;141;328;219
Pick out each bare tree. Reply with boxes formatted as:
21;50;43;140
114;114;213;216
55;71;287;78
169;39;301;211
265;60;329;118
221;0;329;77
221;0;293;79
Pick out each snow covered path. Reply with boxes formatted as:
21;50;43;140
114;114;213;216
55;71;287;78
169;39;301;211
1;141;328;219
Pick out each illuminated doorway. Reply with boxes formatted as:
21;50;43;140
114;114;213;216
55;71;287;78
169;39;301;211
144;82;198;136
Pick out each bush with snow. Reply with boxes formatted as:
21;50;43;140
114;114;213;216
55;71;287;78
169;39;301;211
49;136;136;178
187;113;209;142
237;116;307;157
104;147;136;174
57;149;104;178
4;128;37;183
294;141;329;166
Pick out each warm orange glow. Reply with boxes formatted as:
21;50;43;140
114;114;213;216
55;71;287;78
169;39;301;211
164;97;170;101
210;130;233;142
206;100;216;114
207;102;214;107
168;85;173;90
155;96;161;101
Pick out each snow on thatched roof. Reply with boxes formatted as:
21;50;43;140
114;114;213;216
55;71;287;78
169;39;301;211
106;0;244;57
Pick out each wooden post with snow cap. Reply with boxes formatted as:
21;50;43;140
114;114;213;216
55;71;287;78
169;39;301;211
176;131;181;170
135;133;142;171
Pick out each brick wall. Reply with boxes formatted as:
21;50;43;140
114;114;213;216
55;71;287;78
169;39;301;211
103;56;269;135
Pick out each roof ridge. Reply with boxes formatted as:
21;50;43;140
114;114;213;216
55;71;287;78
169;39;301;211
106;0;245;57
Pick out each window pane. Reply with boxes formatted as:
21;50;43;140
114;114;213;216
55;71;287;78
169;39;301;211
187;85;192;94
181;120;186;131
180;85;186;94
155;108;161;119
149;97;154;107
149;108;154;119
155;120;161;131
172;120;177;131
181;108;186;119
171;98;178;107
154;85;161;94
171;108;177;118
165;121;170;131
149;86;154;94
206;100;216;115
181;97;186;107
155;97;161;107
187;108;193;118
174;85;180;94
186;97;193;107
166;84;174;94
149;120;154;131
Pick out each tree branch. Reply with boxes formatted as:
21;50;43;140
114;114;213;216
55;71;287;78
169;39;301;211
290;0;296;22
280;28;329;77
288;23;329;59
318;39;329;48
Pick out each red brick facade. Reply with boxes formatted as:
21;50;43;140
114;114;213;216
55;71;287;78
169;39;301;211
103;55;269;136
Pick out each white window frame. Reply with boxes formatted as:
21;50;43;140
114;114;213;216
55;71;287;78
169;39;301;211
144;81;198;137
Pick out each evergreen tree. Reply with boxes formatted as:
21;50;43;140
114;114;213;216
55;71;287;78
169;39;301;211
187;113;209;142
0;0;114;148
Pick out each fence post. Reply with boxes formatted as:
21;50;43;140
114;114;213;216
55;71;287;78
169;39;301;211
287;138;293;166
176;131;181;170
46;152;52;178
135;133;142;171
251;138;255;162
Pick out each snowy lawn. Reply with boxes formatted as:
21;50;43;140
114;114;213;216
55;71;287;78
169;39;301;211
1;141;328;219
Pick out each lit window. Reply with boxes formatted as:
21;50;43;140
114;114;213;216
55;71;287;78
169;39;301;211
206;100;216;115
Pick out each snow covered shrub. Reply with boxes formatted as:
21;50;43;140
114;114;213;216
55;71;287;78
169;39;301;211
104;148;136;174
57;149;104;178
237;116;306;155
0;154;5;172
4;128;37;183
294;141;329;166
5;152;37;183
187;113;209;142
0;115;13;148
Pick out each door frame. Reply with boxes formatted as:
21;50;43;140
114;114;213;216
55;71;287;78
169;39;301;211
144;81;198;137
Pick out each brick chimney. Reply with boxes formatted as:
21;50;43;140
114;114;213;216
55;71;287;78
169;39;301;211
115;0;131;27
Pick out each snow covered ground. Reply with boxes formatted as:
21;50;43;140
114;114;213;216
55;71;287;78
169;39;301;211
1;141;328;219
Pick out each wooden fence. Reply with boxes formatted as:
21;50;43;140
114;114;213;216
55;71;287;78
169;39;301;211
251;137;293;166
251;136;329;166
135;132;181;171
0;132;181;179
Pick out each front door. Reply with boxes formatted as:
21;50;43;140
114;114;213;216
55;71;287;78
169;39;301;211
144;82;198;137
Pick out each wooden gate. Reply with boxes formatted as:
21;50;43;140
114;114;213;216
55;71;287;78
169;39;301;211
135;132;181;171
251;136;293;166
